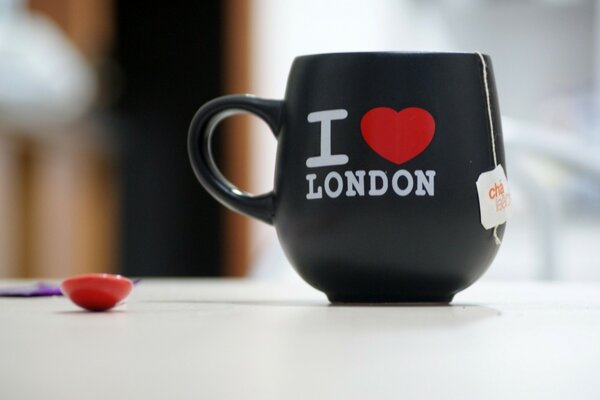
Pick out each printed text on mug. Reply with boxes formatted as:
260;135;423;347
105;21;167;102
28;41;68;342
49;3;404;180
305;109;436;199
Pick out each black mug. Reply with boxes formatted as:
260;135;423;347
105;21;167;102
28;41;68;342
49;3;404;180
188;52;506;303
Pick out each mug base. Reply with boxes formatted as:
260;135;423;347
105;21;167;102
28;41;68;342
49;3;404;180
327;293;454;304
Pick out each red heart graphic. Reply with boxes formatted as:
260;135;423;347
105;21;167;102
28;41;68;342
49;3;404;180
360;107;435;165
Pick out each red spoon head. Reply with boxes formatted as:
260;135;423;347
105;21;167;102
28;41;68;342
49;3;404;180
61;274;134;312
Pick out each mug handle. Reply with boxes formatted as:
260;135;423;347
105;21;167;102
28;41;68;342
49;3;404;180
188;94;283;225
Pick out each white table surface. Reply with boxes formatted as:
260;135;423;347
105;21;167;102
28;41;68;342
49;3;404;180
1;279;599;400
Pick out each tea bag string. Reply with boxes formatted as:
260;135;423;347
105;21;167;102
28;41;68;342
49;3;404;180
476;52;501;245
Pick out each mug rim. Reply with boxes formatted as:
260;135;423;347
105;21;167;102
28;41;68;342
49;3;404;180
294;51;490;61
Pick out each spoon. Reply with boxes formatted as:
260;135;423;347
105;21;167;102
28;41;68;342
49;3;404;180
61;273;134;312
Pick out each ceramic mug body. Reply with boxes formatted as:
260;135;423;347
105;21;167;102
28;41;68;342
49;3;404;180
188;52;506;302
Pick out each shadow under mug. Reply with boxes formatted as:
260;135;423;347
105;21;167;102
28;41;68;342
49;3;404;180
188;52;506;303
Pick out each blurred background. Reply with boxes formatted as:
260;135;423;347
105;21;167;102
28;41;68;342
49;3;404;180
0;0;598;281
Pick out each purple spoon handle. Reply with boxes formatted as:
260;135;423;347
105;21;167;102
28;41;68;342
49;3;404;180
0;279;141;297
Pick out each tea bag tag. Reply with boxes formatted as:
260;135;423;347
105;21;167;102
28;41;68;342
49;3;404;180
475;52;511;245
476;164;512;230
